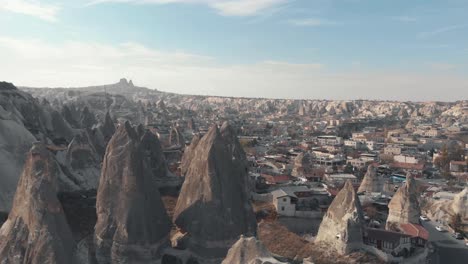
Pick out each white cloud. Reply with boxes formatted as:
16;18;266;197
0;0;60;22
287;18;337;27
418;24;467;38
0;36;466;101
87;0;289;16
211;0;287;16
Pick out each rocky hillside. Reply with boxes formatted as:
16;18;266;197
20;79;468;124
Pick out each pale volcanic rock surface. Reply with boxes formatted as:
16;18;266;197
94;122;171;264
179;133;201;177
451;187;468;219
357;165;384;194
0;143;77;264
222;236;286;264
386;174;421;230
315;180;365;255
173;125;257;258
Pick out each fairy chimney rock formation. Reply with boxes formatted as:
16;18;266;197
65;131;101;190
357;165;383;194
315;180;365;255
291;152;313;177
220;121;251;194
180;133;201;177
101;111;116;143
451;187;468;219
173;124;257;258
0;142;76;264
222;236;286;264
94;122;171;263
386;174;421;230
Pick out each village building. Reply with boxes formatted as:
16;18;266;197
363;228;412;257
271;186;329;218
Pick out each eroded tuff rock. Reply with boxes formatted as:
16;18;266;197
220;121;251;194
180;133;201;177
291;152;314;177
0;81;75;212
315;180;365;255
61;105;80;128
357;165;383;194
80;106;97;129
63;131;101;190
222;236;285;264
386;174;421;229
173;125;257;258
94;122;171;264
0;142;76;264
139;129;182;190
0;105;36;213
451;187;468;219
169;125;185;147
100;111;116;144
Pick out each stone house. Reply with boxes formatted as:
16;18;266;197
364;228;412;257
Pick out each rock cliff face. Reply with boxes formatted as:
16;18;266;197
451;187;468;219
139;129;182;189
80;106;97;129
222;236;285;264
0;82;76;212
173;125;257;258
180;133;201;177
100;111;116;144
357;165;383;194
220;121;251;194
315;180;364;255
63;131;101;190
94;122;171;264
386;174;421;230
0;143;76;264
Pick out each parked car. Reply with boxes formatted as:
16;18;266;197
420;215;429;221
435;226;445;232
466;242;468;247
452;233;463;240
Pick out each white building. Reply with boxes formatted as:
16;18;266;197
317;135;343;146
324;173;359;185
394;154;419;164
384;146;402;155
271;186;326;218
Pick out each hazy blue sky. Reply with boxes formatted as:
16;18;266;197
0;0;467;101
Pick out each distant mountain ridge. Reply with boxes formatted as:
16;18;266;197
19;79;468;123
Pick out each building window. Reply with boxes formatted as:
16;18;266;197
283;198;287;202
281;206;285;211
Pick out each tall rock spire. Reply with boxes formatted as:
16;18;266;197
180;133;201;177
94;122;171;263
315;180;364;255
386;173;421;230
173;124;257;258
220;121;251;194
222;236;285;264
101;111;115;144
357;165;383;194
0;142;76;264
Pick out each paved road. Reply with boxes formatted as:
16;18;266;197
422;221;468;264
